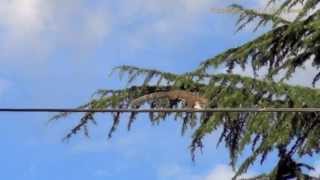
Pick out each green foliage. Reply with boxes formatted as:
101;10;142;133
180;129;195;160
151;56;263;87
198;1;320;88
52;1;320;179
228;4;290;32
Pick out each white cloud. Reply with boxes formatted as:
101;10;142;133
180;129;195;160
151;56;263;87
0;0;113;59
206;165;235;180
205;164;256;180
3;0;316;62
0;0;45;34
157;164;203;180
0;0;220;60
2;0;291;61
157;164;256;180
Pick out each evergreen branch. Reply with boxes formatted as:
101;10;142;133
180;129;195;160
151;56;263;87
196;16;320;85
295;0;320;20
228;4;290;32
196;25;287;75
49;103;91;122
52;72;320;178
197;8;320;85
272;0;302;15
130;90;208;109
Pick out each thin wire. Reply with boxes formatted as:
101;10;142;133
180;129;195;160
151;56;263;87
0;108;320;113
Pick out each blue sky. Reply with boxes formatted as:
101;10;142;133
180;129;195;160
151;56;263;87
0;0;319;179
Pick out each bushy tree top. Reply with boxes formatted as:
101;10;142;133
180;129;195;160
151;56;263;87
52;1;320;179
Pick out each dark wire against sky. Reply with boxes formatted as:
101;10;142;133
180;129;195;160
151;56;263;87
0;108;319;113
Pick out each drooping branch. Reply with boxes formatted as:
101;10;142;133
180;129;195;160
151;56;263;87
52;67;320;178
228;4;291;32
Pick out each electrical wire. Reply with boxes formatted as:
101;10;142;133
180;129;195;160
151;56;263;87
0;108;319;113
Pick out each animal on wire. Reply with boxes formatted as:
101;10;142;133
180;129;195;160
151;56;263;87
130;90;208;109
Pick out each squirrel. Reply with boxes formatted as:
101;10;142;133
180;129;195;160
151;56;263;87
130;90;208;109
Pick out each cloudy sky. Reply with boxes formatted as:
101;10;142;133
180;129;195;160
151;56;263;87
0;0;319;179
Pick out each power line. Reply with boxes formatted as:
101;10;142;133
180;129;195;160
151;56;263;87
210;7;302;14
0;108;320;113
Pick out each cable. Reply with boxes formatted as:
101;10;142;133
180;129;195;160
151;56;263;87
0;108;320;113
